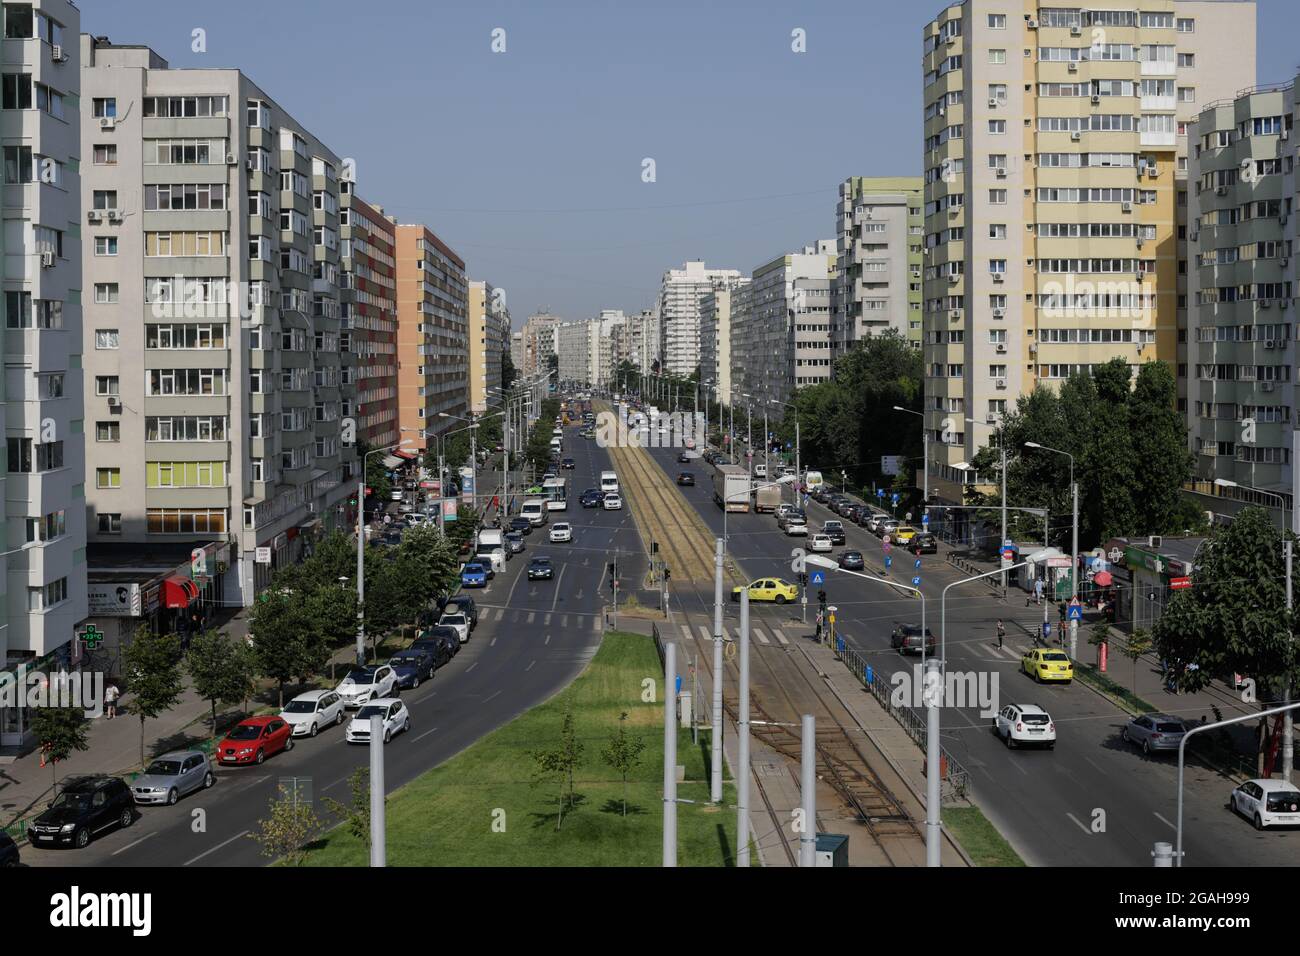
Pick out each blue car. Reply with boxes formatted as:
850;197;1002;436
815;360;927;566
388;649;440;689
460;562;489;588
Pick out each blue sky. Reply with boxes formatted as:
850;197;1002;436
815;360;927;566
89;0;1298;327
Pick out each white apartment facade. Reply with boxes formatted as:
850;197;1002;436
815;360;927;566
699;279;749;407
468;279;509;414
658;260;742;377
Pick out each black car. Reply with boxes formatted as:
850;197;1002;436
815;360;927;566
509;516;533;535
890;624;937;655
389;648;439;688
528;557;554;581
28;776;134;849
677;472;695;486
561;458;576;470
413;627;461;659
677;452;691;463
911;532;938;554
504;531;526;554
580;489;604;508
443;595;479;630
840;504;863;524
0;830;18;867
838;551;865;571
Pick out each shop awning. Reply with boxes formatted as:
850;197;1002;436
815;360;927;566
382;455;403;469
161;576;200;609
395;449;418;460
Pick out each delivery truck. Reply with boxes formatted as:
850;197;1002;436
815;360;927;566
754;482;782;514
713;464;751;513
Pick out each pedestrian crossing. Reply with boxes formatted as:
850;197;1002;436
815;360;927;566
473;605;603;631
680;620;794;648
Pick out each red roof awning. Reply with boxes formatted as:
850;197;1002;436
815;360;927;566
395;449;418;460
161;576;199;609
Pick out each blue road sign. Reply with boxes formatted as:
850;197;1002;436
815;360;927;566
877;489;885;499
675;675;682;694
892;493;900;503
803;494;810;507
912;576;922;587
1042;621;1052;638
922;513;930;525
914;558;922;569
884;556;892;569
810;570;826;586
1068;604;1083;621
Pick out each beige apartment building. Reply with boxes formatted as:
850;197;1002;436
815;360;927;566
80;35;357;605
699;281;748;406
921;1;1256;503
468;279;508;414
1185;78;1297;516
520;309;560;377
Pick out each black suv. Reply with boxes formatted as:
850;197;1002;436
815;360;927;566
29;776;134;849
509;516;533;535
0;830;19;866
911;532;938;554
413;628;460;659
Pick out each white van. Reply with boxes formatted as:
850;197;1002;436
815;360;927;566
600;471;619;495
804;470;824;492
474;545;506;574
476;528;505;554
520;498;548;526
550;436;562;454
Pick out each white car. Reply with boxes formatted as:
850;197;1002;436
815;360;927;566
808;533;833;553
345;698;411;744
405;512;429;526
603;493;623;510
785;518;808;537
280;689;346;737
993;703;1056;749
1230;778;1300;830
549;522;573;543
754;464;768;479
437;612;471;644
335;664;399;709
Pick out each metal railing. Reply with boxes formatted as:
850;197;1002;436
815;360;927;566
834;637;971;801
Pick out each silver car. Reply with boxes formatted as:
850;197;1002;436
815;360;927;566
131;750;214;805
1121;713;1188;754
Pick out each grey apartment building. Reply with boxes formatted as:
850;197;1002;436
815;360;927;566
80;36;357;607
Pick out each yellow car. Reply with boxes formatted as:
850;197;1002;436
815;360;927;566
731;578;799;605
893;526;919;544
1022;648;1074;684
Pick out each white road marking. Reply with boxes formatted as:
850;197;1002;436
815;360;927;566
544;634;551;645
183;829;249;866
544;613;552;625
112;832;155;856
698;625;712;643
465;662;478;673
754;628;771;646
1065;812;1092;836
412;726;440;743
1154;812;1176;831
490;637;498;647
483;691;501;703
773;628;790;646
525;659;536;672
527;612;536;624
551;565;566;610
561;615;569;627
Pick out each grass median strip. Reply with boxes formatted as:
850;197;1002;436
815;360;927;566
303;631;737;866
943;807;1024;867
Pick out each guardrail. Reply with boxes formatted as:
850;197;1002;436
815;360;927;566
946;552;1008;596
833;636;971;801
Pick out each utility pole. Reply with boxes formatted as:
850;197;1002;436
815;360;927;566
369;713;385;867
663;641;677;867
924;656;941;867
710;537;724;804
800;714;816;867
737;590;751;867
1069;478;1079;660
355;467;366;666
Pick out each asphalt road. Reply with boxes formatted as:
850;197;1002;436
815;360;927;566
644;441;1299;867
26;420;638;868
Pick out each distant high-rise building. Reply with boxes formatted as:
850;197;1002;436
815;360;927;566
700;279;749;407
658;260;743;377
343;197;398;450
468;281;509;413
521;310;561;376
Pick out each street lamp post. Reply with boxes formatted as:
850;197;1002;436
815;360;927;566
768;397;801;500
893;406;928;509
964;417;1008;589
357;439;413;665
1024;442;1078;658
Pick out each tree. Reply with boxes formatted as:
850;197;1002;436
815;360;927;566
1128;362;1194;535
360;443;392;502
186;630;256;744
529;703;584;830
250;588;322;706
601;711;645;817
29;706;89;788
121;626;184;769
1122;628;1154;695
248;784;322;866
323;766;372;851
501;351;518;391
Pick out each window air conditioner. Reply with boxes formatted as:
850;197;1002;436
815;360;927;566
39;250;54;268
993;308;1005;318
1071;131;1082;141
1121;201;1133;213
1068;62;1078;73
99;116;115;130
992;273;1005;283
107;396;122;409
1027;19;1038;29
226;152;238;165
995;378;1008;389
86;210;102;223
1091;95;1101;105
51;44;65;62
996;343;1007;353
996;167;1008;178
1070;25;1082;36
1215;186;1228;196
989;98;999;108
106;208;122;223
1148;166;1158;178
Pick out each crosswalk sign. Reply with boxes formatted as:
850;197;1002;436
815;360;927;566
912;576;922;587
1068;603;1083;622
810;570;825;586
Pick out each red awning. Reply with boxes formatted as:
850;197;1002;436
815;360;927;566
161;576;199;609
1092;570;1114;587
395;449;418;460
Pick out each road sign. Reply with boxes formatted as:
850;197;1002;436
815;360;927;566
884;556;892;569
912;576;922;587
1170;576;1191;590
914;558;922;570
922;513;930;526
877;489;885;499
1001;548;1015;562
1067;604;1083;622
255;546;272;565
810;570;825;586
1042;621;1052;639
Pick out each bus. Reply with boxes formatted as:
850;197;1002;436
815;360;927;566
542;476;568;511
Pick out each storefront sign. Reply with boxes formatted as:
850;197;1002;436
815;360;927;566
87;582;142;617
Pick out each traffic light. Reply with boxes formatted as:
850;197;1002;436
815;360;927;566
663;567;671;582
817;589;827;607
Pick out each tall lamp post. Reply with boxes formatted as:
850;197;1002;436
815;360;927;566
1215;477;1293;780
1024;441;1078;657
963;416;1008;588
768;397;802;497
357;438;413;665
893;405;928;508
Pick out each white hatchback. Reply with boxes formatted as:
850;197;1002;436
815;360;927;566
280;689;346;738
345;698;411;744
603;493;623;510
808;534;833;553
1230;778;1300;830
437;612;471;644
549;522;573;543
993;703;1056;749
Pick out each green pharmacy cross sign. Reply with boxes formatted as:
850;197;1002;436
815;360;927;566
79;625;105;651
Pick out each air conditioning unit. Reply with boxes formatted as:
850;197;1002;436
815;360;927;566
1091;95;1101;105
1215;185;1228;196
1070;25;1082;36
995;378;1008;389
1028;342;1037;353
992;273;1005;283
1027;18;1039;29
1071;131;1082;142
99;116;115;130
226;152;238;165
1262;381;1276;392
106;208;122;223
39;250;54;268
1121;201;1133;213
993;308;1005;318
989;98;999;108
949;275;960;285
1068;62;1078;73
995;167;1007;178
950;310;961;320
86;210;102;224
1266;339;1277;349
107;396;122;409
1136;237;1145;249
1147;166;1158;179
1147;535;1162;549
50;44;65;62
995;343;1007;353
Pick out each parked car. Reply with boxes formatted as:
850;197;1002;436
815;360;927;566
1121;713;1189;754
775;503;796;523
838;551;865;571
1229;778;1300;830
890;624;936;655
460;562;489;588
504;531;526;555
677;472;695;486
549;522;573;543
443;596;478;630
528;557;555;580
412;629;459;661
280;689;346;737
216;716;294;765
731;578;799;604
893;526;919;545
912;532;938;554
438;612;471;644
0;830;18;866
808;533;834;553
603;493;623;510
777;508;806;530
389;648;440;688
854;508;875;528
754;463;767;479
865;513;886;533
784;515;808;537
877;519;900;538
130;751;214;805
28;776;134;849
346;698;411;745
822;520;846;545
678;452;692;464
580;489;604;508
1021;648;1074;684
336;664;399;708
993;703;1057;750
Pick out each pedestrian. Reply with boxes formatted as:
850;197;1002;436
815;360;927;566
996;619;1005;649
1034;577;1044;606
105;683;120;720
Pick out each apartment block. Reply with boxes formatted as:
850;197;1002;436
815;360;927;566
699;279;749;405
468;280;508;414
732;243;836;409
658;260;742;377
80;36;360;606
395;223;467;454
343;195;397;449
832;176;924;350
555;318;597;385
920;1;1255;504
1;0;85;746
521;309;560;377
1185;79;1297;514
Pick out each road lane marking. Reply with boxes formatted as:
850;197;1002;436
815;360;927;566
1154;812;1176;831
112;832;155;856
490;637;498;647
679;625;692;642
561;615;569;627
698;625;712;643
550;565;566;610
544;612;552;625
1065;812;1091;835
753;628;771;645
183;829;249;867
773;628;790;645
544;634;551;645
412;726;440;743
465;662;478;673
527;612;536;624
483;691;502;703
525;659;536;672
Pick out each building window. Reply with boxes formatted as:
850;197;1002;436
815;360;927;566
2;72;32;110
96;468;121;489
3;144;31;183
146;508;227;534
94;283;119;304
94;236;118;256
93;143;118;165
94;329;119;349
1176;17;1194;33
1178;52;1195;68
988;49;1006;65
92;97;116;118
25;511;65;543
95;421;120;442
95;376;119;396
989;224;1007;239
987;13;1006;29
1178;87;1196;103
91;189;118;210
988;119;1006;134
98;513;122;534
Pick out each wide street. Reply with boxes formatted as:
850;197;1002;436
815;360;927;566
23;423;639;868
639;439;1300;867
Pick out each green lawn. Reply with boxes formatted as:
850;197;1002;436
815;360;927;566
304;631;736;866
944;807;1024;866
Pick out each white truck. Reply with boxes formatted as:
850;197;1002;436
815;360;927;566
713;464;751;513
754;482;782;514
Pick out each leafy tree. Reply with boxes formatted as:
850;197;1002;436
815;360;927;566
530;703;584;830
248;784;322;866
186;630;256;744
250;588;323;706
29;706;89;788
1121;628;1154;695
601;711;645;817
1128;362;1195;534
501;350;518;391
359;443;392;502
323;766;372;851
121;626;184;768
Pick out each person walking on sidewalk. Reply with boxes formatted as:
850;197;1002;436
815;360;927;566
105;683;120;719
996;619;1005;649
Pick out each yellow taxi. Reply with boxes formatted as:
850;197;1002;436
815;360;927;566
893;526;919;544
1021;648;1074;684
731;578;799;605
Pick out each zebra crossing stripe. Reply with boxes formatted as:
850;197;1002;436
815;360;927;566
753;628;771;645
773;628;790;645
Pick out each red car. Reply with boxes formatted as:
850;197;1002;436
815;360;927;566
215;716;294;765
